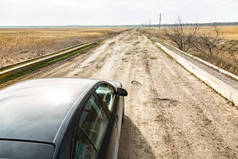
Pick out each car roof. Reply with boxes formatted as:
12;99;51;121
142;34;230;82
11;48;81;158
0;78;101;144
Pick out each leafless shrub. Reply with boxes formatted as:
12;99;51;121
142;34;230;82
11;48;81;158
165;17;199;52
227;47;238;65
191;25;222;56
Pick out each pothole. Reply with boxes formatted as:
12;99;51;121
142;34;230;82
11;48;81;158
131;80;142;87
122;58;128;62
150;56;157;60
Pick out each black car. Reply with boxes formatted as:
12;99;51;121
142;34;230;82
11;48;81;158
0;78;128;159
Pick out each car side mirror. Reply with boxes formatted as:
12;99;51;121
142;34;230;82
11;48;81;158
117;87;128;96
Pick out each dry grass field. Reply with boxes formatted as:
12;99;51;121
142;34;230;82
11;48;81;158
140;25;238;75
0;28;127;67
200;26;238;40
141;25;238;40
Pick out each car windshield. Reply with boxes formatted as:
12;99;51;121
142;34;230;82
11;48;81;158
0;140;54;159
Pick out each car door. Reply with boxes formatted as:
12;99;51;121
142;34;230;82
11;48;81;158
71;93;111;159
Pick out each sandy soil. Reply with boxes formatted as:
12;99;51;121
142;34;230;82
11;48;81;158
3;30;238;158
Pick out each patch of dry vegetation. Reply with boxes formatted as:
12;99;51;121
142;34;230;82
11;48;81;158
0;28;127;67
140;26;238;75
141;26;238;40
198;26;238;40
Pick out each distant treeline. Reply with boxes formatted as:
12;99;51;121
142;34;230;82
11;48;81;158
0;22;238;28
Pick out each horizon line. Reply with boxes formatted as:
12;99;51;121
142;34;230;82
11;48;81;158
0;21;238;28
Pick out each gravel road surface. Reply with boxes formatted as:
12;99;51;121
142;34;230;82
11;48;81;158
3;30;238;159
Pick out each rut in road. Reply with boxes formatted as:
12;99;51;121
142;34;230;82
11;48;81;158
5;30;238;158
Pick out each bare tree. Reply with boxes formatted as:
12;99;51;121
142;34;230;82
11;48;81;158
192;24;221;56
165;17;199;52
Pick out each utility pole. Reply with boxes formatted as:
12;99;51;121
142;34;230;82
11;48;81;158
149;19;151;27
159;13;162;30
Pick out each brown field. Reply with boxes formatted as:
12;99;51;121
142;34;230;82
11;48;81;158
141;25;238;40
0;28;127;67
140;25;238;75
200;26;238;40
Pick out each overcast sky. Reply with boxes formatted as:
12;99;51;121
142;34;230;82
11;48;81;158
0;0;237;26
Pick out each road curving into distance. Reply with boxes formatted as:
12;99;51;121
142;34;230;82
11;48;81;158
2;30;238;158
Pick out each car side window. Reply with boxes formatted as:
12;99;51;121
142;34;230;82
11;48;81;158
95;84;115;112
73;133;96;159
72;95;109;159
79;95;109;149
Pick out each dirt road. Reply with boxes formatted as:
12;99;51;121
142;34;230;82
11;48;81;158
5;30;238;158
